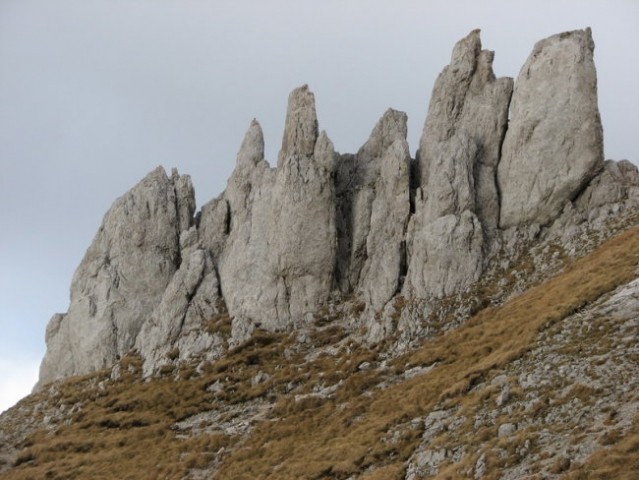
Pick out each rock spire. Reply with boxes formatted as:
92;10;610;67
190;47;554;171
498;28;604;228
37;28;634;388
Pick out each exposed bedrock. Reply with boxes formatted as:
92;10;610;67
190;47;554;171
336;108;410;302
498;28;604;228
217;85;337;333
38;167;195;387
405;29;512;300
37;28;633;388
417;29;512;234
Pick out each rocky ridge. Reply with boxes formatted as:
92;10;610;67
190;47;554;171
2;218;639;479
34;27;639;389
2;26;639;480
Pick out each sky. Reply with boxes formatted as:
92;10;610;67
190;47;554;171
1;0;638;414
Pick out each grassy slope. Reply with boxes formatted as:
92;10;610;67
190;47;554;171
2;225;639;479
565;414;639;479
217;225;639;479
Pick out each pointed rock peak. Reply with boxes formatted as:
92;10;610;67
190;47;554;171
497;27;602;228
236;118;265;169
475;49;497;84
314;130;336;171
170;166;192;185
315;130;333;150
147;165;169;182
138;166;178;192
280;84;319;160
359;108;407;161
375;108;408;141
532;27;594;60
450;29;482;70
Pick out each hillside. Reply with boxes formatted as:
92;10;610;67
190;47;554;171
2;218;639;478
2;27;639;479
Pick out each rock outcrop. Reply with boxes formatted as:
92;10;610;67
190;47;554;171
404;30;511;299
38;167;195;387
336;108;409;303
214;119;275;334
416;29;512;234
217;86;337;334
135;227;225;376
268;85;337;327
498;28;604;228
576;160;639;215
36;28;635;389
358;137;411;310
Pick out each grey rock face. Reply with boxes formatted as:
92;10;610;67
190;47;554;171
216;120;276;329
269;125;337;327
420;132;478;223
576;160;639;211
218;86;337;332
417;29;512;233
336;109;408;294
404;209;484;299
197;196;229;261
270;86;336;327
498;28;604;228
358;138;411;310
35;29;630;389
38;167;195;387
136;227;225;376
545;159;639;245
405;30;509;299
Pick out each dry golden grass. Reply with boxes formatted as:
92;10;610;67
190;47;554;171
3;225;639;479
1;332;298;480
563;415;639;479
214;226;639;478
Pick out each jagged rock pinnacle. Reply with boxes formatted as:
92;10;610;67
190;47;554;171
279;84;319;163
37;167;196;387
405;29;511;300
498;28;604;228
236;118;265;170
336;108;409;293
35;29;636;388
417;28;512;232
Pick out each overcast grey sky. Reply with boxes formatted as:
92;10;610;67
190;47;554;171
1;0;638;412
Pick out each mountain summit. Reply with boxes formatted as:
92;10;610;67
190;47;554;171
2;28;639;479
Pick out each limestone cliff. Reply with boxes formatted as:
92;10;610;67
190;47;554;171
498;28;603;228
404;28;509;300
36;28;639;388
38;167;195;386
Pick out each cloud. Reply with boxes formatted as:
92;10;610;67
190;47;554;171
0;358;39;414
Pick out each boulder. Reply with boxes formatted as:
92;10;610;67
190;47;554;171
576;160;639;211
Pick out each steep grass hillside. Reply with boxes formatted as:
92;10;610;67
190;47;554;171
1;225;639;479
